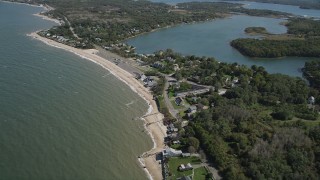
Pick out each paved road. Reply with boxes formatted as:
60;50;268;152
64;16;81;39
163;76;179;119
192;162;221;180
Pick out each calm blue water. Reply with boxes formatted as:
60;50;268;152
240;1;320;18
127;15;317;76
130;2;320;77
0;1;151;179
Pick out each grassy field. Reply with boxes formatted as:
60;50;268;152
193;166;208;180
167;157;201;179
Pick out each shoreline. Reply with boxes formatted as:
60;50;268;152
0;0;43;8
27;32;167;180
23;2;167;178
33;13;62;25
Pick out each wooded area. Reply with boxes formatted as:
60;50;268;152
157;50;320;179
231;18;320;58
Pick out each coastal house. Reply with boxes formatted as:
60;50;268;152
179;164;185;171
166;56;175;62
162;147;182;158
218;89;227;95
232;77;239;84
188;105;197;114
187;113;195;120
173;64;180;71
146;80;156;87
142;76;156;87
168;123;178;133
173;140;181;145
175;88;210;98
167;133;178;139
309;96;315;104
179;163;193;171
172;82;180;89
175;97;183;106
151;61;164;69
140;74;147;81
181;120;189;127
182;153;191;157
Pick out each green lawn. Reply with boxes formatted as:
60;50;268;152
168;157;201;179
179;110;186;118
170;144;183;150
171;99;186;110
193;166;208;180
168;91;175;98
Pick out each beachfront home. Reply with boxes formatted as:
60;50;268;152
142;76;156;87
140;74;147;81
162;147;182;158
168;123;178;133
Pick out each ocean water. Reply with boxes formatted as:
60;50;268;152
0;2;151;179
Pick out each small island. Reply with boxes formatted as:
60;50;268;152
244;26;270;35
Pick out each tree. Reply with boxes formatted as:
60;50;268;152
188;146;196;153
188;137;200;151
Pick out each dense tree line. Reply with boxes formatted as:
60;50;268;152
287;18;320;37
303;61;320;88
231;38;320;57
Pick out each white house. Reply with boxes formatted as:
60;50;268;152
162;147;182;158
179;163;193;171
188;105;197;114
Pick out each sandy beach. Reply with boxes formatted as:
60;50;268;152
28;32;167;180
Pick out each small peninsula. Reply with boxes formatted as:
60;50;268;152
231;18;320;58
